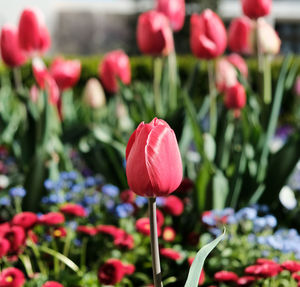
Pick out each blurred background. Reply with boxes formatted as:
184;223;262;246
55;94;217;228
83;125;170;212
1;0;299;55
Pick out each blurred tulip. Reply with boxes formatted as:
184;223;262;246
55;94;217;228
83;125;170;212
224;82;247;111
126;118;182;197
18;7;51;54
216;58;238;93
228;17;254;55
32;57;48;89
29;85;39;103
156;0;185;32
257;19;281;55
0;25;27;67
137;11;174;56
227;53;248;78
99;50;131;93
50;58;81;91
242;0;272;19
190;9;227;60
294;76;300;97
83;78;106;109
45;76;60;106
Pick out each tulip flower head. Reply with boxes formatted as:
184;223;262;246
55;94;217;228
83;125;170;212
126;118;182;197
156;0;185;32
99;50;131;93
18;7;51;55
0;25;27;67
137;11;174;56
216;58;238;93
224;82;247;116
242;0;272;19
83;78;106;109
190;9;227;60
227;53;249;79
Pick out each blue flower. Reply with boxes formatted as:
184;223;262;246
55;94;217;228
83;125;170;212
44;179;56;190
156;197;166;207
105;199;115;211
115;203;134;218
135;196;147;207
0;196;11;206
85;176;96;188
71;184;83;193
202;215;216;227
67;221;78;230
235;207;257;221
102;184;119;197
9;187;26;198
253;217;267;232
264;215;277;228
74;238;82;247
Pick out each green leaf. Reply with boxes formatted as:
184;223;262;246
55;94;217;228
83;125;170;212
184;229;226;287
213;170;229;210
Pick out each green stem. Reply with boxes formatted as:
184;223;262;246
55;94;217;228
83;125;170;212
154;57;163;116
263;55;272;104
207;60;217;136
168;51;177;112
148;198;163;287
62;229;73;270
14;197;22;214
52;238;60;279
13;67;23;92
19;254;34;278
80;237;88;272
27;239;47;275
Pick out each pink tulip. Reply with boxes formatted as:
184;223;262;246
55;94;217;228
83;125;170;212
29;85;39;103
0;25;27;67
242;0;272;19
126;118;182;197
137;11;174;56
216;58;238;93
50;58;81;91
18;7;51;55
228;17;254;55
224;82;247;110
156;0;185;32
99;50;131;93
190;9;227;59
227;53;248;78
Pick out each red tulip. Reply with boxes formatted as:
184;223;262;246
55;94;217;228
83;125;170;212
0;25;27;67
126;118;182;197
190;9;227;60
137;11;174;56
156;0;185;32
228;17;254;55
32;57;48;89
18;7;51;54
216;58;238;93
160;248;182;261
42;282;64;287
12;212;38;230
0;238;10;258
99;50;131;93
0;267;25;287
98;259;125;285
50;58;81;91
227;53;248;78
59;203;86;217
242;0;272;19
224;82;247;110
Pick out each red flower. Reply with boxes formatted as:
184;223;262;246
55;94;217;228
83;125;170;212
99;50;131;93
137;11;174;56
27;230;38;244
0;238;10;258
0;267;25;287
98;259;125;285
76;226;97;236
59;203;86;217
227;53;248;79
52;227;67;238
214;271;239;282
50;58;81;91
237;276;256;286
242;0;272;19
123;263;135;275
160;248;182;261
215;58;238;93
113;232;135;250
162;227;176;242
292;272;300;281
38;212;65;226
0;226;26;253
163;195;184;216
97;225;119;236
120;190;136;204
18;7;51;54
42;282;64;287
0;25;27;67
156;209;165;227
228;17;254;55
156;0;185;32
281;261;300;273
224;83;247;110
0;223;11;237
245;264;281;278
256;258;278;265
12;212;38;230
190;9;227;60
126;118;182;197
135;218;161;237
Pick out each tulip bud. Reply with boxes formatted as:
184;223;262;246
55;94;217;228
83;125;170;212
156;0;185;32
83;78;106;109
137;11;174;56
227;53;248;79
242;0;272;19
126;118;182;197
0;25;27;67
256;19;281;55
228;17;254;55
29;85;39;103
32;57;48;89
216;58;238;93
224;82;247;110
50;58;81;91
190;9;227;60
18;7;51;54
99;50;131;93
